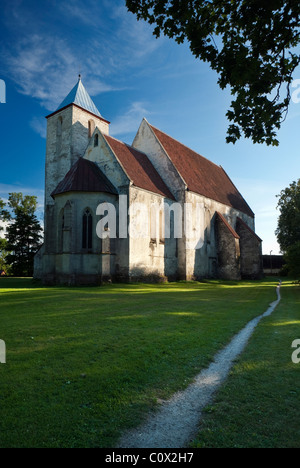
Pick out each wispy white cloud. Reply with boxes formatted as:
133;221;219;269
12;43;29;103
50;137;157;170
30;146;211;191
1;0;163;123
29;116;47;139
110;101;151;138
2;34;114;111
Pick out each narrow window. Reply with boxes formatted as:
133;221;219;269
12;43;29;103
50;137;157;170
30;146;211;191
82;209;93;249
59;209;65;252
88;119;95;138
150;204;157;243
94;133;99;147
159;209;165;244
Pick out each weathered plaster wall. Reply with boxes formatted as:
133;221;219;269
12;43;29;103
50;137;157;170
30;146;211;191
45;107;109;206
216;215;241;281
128;186;178;281
132;119;186;200
38;191;121;285
71;107;109;166
236;218;263;279
84;130;129;190
183;191;254;280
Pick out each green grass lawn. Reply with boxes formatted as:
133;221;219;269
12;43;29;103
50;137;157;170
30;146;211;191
0;277;282;448
191;281;300;448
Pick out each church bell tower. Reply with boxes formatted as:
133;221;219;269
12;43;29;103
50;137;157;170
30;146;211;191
43;76;110;252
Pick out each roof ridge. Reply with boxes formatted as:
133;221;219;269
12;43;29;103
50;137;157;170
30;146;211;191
103;133;175;200
220;167;254;217
216;212;240;239
148;123;254;218
149;123;222;171
146;122;187;188
106;134;151;158
237;217;262;242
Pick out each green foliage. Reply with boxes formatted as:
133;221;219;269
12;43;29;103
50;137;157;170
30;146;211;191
0;238;11;275
126;0;300;145
5;193;43;277
276;179;300;251
276;180;300;276
284;241;300;277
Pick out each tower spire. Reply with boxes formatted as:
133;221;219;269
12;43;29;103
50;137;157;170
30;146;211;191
54;77;102;118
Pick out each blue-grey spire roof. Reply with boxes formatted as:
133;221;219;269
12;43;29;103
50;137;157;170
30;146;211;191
56;76;102;117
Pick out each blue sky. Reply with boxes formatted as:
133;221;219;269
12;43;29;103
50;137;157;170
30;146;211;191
1;0;299;254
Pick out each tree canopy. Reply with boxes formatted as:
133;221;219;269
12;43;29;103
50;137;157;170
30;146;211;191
126;0;300;146
276;179;300;276
276;179;300;251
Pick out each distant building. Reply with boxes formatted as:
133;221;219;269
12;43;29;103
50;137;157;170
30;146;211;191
262;255;284;275
34;78;263;285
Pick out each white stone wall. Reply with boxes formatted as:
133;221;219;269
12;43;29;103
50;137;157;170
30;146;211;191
45;106;110;207
38;191;122;284
71;107;109;165
132;119;186;200
45;106;73;206
184;190;255;280
84;131;129;189
128;186;177;280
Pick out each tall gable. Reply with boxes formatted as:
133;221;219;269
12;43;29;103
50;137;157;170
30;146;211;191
103;134;175;200
149;124;254;217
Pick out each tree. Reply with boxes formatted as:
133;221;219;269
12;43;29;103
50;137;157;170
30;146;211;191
0;238;11;275
276;179;300;251
5;193;43;277
126;0;300;146
284;241;300;277
0;198;11;275
276;179;300;276
0;197;10;229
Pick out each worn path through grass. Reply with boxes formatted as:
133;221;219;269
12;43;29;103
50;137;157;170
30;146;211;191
191;281;300;448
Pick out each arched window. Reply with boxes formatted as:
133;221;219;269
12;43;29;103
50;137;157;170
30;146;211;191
59;202;72;253
88;119;95;138
94;133;99;147
82;208;93;250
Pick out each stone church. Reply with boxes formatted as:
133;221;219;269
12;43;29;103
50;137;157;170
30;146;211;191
34;77;263;285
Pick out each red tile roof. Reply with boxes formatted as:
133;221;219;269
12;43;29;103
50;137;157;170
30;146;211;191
216;212;240;239
51;157;118;197
149;124;254;218
103;134;175;200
